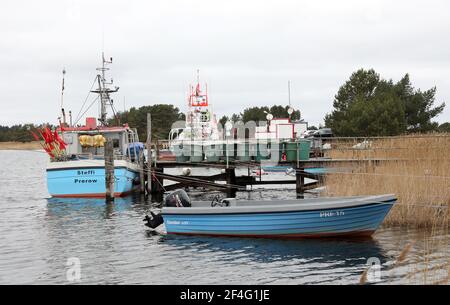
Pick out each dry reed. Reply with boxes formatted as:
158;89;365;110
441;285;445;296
0;141;42;150
322;134;450;228
392;242;415;269
359;268;369;285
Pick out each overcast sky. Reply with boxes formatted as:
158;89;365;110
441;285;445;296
1;0;449;127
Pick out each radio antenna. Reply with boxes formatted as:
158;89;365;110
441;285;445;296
61;68;67;125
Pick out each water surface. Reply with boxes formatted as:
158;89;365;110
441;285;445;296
0;150;447;284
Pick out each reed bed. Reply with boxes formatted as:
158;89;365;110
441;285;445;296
322;134;450;228
0;141;42;150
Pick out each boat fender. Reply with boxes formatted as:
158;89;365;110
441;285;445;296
182;167;192;176
286;168;295;176
143;212;164;229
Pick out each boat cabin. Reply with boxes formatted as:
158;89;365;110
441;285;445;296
255;118;308;140
59;117;141;161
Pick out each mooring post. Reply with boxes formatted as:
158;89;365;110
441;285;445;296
146;113;152;194
225;167;237;198
151;167;164;203
295;165;304;197
139;150;145;193
156;168;164;193
105;138;115;202
156;139;160;166
247;166;253;191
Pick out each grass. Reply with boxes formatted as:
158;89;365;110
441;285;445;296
322;134;450;228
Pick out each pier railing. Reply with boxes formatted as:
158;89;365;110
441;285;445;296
318;134;450;160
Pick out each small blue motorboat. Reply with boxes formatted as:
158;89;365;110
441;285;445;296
144;190;396;239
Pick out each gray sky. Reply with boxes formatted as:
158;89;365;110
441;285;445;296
1;0;449;127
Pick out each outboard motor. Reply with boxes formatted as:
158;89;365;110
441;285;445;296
143;189;191;229
143;212;164;229
164;189;191;208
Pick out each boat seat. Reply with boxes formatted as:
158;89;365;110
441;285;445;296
221;198;237;206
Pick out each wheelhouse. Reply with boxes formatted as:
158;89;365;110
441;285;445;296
59;117;141;162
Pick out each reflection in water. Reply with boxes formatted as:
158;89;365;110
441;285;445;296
46;193;160;218
47;196;134;219
157;234;389;267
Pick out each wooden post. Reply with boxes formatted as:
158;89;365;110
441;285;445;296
155;168;164;193
105;138;115;202
247;167;252;191
146;113;152;194
296;166;305;198
225;167;237;198
139;150;145;193
151;167;164;202
156;139;160;165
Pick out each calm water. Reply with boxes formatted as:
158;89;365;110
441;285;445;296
0;150;447;285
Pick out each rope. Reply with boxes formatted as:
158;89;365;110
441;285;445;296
73;96;99;126
402;204;448;209
152;172;167;192
74;77;98;125
324;171;450;180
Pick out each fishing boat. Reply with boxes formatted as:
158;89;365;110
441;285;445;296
41;54;143;198
144;190;396;238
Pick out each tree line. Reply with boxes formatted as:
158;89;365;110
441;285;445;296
0;124;55;142
1;69;449;142
218;105;302;128
325;69;448;136
108;104;185;141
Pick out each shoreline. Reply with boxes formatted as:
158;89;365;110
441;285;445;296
0;141;42;150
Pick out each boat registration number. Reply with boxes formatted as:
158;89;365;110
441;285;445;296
320;210;345;218
166;220;190;225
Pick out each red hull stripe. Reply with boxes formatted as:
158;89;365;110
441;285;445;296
167;230;375;239
51;189;137;198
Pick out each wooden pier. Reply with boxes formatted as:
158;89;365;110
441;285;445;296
124;113;405;200
141;157;392;199
143;144;399;199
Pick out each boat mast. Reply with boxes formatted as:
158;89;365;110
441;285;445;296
91;53;119;126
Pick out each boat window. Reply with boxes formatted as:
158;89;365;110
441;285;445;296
200;112;209;122
113;139;120;148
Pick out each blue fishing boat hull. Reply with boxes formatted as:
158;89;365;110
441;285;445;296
47;161;140;198
162;196;395;238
